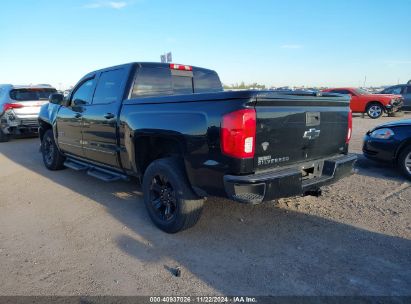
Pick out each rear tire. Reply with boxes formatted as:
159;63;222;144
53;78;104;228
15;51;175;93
366;102;384;119
41;129;66;170
142;157;204;233
0;129;10;142
398;145;411;180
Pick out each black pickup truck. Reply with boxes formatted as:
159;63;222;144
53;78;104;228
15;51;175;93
39;62;356;233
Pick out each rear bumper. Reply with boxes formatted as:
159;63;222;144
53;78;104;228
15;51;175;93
0;116;39;135
224;154;357;204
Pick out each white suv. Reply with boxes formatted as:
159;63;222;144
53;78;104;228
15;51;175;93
0;84;56;142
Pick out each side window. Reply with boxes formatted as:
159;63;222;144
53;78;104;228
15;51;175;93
389;87;403;95
382;88;393;94
71;79;95;104
331;89;351;95
406;86;411;95
93;69;125;104
131;68;172;98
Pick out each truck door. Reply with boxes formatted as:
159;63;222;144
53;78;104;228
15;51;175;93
56;77;96;157
81;68;128;168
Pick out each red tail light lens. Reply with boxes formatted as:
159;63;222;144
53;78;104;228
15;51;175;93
3;103;24;112
221;109;256;158
346;109;352;143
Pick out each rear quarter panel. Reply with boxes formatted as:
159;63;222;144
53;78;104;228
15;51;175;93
119;97;254;197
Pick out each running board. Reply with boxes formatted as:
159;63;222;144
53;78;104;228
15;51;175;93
64;159;128;182
87;168;121;182
64;160;88;171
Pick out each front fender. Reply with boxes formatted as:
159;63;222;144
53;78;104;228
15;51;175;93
38;103;61;140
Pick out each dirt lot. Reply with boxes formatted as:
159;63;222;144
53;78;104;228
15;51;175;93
0;114;410;296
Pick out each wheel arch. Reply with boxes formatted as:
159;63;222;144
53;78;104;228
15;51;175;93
134;134;187;177
366;101;386;112
38;119;52;141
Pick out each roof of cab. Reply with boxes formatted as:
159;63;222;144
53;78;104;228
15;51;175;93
84;62;217;78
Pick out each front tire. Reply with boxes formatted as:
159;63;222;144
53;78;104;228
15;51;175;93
366;103;384;119
41;129;66;170
398;145;411;180
0;129;10;143
142;157;204;233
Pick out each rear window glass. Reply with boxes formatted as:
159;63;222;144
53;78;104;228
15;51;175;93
130;67;223;98
193;71;223;93
172;75;193;94
131;68;173;98
10;88;56;101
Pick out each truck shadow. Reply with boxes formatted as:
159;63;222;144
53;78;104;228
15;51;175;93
1;138;411;295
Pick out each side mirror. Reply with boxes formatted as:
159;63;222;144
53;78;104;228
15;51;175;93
49;93;64;105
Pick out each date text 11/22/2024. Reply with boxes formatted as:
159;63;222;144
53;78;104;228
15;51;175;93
149;296;257;303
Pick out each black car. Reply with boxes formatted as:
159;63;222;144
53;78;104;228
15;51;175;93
380;83;411;111
363;119;411;179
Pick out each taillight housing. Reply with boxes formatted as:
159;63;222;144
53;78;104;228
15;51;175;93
3;103;23;112
221;109;256;158
346;109;352;143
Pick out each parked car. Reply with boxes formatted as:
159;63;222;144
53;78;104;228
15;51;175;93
38;62;356;233
0;84;57;142
322;87;403;119
379;84;411;111
363;119;411;180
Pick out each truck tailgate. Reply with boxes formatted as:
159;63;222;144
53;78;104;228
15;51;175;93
254;92;350;171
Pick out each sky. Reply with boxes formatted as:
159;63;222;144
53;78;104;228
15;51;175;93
0;0;410;89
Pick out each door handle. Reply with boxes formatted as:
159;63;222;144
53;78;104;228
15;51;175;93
74;113;82;119
104;113;115;119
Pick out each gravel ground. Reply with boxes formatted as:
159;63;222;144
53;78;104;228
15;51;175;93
0;113;410;296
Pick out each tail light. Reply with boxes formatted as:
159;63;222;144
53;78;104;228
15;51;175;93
169;63;192;71
346;109;352;143
221;109;256;158
3;103;23;112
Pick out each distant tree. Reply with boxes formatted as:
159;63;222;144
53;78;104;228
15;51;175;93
223;82;266;90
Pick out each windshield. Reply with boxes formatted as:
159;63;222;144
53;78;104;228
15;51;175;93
10;88;56;101
354;88;370;95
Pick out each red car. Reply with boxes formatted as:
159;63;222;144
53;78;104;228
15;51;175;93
322;88;403;119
